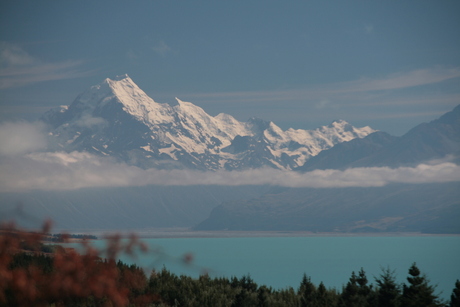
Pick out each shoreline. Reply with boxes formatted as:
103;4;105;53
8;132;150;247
58;228;460;239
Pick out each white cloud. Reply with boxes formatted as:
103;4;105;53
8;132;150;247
174;66;460;132
343;67;460;93
0;121;47;156
0;150;459;192
182;66;460;104
0;41;92;89
152;41;172;56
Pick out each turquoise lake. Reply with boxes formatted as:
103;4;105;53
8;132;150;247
93;236;459;300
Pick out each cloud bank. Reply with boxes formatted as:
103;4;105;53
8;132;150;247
0;120;458;192
0;121;47;156
0;150;459;193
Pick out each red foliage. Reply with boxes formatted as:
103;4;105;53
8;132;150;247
0;220;153;307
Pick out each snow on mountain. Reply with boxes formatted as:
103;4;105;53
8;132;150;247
107;74;175;125
42;75;376;170
261;119;376;167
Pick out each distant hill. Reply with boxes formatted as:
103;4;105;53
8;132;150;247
0;185;270;231
197;105;460;233
351;104;460;167
195;182;460;233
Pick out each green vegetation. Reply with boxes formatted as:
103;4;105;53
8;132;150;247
2;252;455;307
0;222;457;306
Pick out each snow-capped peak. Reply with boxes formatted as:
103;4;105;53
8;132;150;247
43;75;377;171
105;74;156;106
97;75;175;125
326;119;376;138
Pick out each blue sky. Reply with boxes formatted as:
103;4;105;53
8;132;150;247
1;1;459;135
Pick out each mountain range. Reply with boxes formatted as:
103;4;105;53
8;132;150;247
197;104;460;233
2;75;459;233
41;74;375;171
297;103;460;171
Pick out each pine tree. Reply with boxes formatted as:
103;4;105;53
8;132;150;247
359;268;376;306
339;269;375;307
257;285;271;307
231;274;258;307
357;267;372;298
375;267;401;307
315;282;337;307
339;271;360;307
299;273;316;307
401;262;443;307
450;279;460;307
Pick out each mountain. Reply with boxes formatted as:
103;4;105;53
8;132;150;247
41;74;375;170
196;104;460;233
7;76;459;233
297;104;460;171
195;182;460;233
0;185;271;231
296;131;398;171
349;104;460;167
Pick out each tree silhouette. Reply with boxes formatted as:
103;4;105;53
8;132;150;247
450;279;460;307
375;266;400;307
1;221;456;307
299;273;316;307
401;262;443;307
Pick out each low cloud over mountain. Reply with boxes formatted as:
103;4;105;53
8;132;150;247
0;149;459;193
1;75;459;232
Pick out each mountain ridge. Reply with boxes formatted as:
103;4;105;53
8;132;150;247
194;182;460;233
197;103;460;232
3;76;459;233
297;103;460;171
42;75;376;170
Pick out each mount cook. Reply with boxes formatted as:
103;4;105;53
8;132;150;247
2;75;459;232
42;74;375;171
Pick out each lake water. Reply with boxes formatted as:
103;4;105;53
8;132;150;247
96;235;459;300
